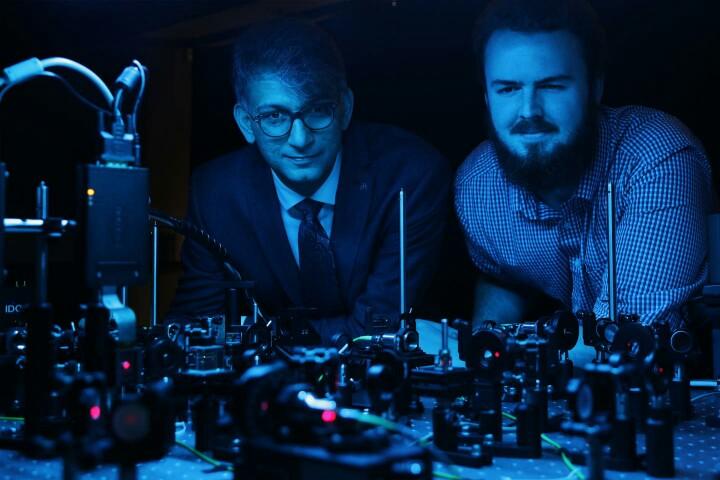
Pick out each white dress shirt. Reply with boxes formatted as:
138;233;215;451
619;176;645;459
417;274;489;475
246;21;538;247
271;154;341;266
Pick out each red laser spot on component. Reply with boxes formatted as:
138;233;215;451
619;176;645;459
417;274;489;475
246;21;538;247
122;361;131;371
260;401;269;412
494;351;501;358
89;405;102;420
321;410;337;423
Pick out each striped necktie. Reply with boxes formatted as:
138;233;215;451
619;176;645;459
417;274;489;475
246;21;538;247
294;198;343;313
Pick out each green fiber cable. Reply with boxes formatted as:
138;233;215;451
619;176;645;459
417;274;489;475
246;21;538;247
503;411;585;480
541;433;562;449
175;440;233;472
433;471;463;479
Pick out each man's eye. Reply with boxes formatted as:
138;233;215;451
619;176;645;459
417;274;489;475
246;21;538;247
261;111;288;125
497;86;519;94
540;84;565;90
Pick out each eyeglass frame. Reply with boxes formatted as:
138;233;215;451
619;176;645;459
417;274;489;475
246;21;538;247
250;102;338;138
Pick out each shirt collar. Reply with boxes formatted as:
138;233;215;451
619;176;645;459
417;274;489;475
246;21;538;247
271;152;342;211
574;108;611;203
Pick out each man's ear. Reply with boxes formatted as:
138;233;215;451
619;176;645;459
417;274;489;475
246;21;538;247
233;103;256;144
339;88;354;130
593;76;604;104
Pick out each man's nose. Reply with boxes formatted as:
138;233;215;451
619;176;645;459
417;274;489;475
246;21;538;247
519;87;542;118
287;118;313;149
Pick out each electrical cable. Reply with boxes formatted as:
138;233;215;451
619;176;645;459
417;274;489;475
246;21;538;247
149;209;268;325
338;409;406;432
538;472;585;480
502;412;585;480
149;209;241;280
498;472;580;480
175;440;234;472
37;72;112;114
129;60;146;134
691;391;720;403
433;472;463;480
112;89;124;120
0;71;111;114
40;57;114;107
337;335;372;354
0;416;24;422
413;432;433;445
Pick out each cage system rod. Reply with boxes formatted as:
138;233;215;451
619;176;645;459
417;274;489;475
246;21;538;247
151;221;158;327
399;188;406;328
35;181;49;304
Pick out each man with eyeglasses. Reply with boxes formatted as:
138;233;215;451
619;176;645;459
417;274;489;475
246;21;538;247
455;0;713;339
170;19;451;346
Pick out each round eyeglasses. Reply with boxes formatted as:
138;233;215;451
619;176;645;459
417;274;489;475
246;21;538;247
252;103;337;138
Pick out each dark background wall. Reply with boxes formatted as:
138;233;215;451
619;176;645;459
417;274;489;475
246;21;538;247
0;0;717;324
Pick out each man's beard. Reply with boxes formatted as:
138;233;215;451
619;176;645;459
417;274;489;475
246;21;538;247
488;105;598;196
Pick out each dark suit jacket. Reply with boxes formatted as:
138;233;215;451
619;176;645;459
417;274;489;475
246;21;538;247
169;122;451;344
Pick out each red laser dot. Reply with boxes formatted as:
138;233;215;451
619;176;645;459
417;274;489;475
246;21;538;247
494;351;501;358
260;401;269;412
121;361;131;371
89;405;101;420
321;410;337;423
658;367;664;374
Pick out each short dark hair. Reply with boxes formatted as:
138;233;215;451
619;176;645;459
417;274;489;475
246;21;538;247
231;18;347;106
472;0;607;87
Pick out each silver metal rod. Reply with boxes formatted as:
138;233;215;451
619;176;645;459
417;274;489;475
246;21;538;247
441;318;448;351
151;221;158;328
607;182;617;323
252;300;258;326
35;181;49;304
4;218;74;233
339;363;347;383
36;181;48;219
714;327;720;380
689;379;719;389
4;218;46;229
399;188;406;325
439;318;451;371
121;287;127;305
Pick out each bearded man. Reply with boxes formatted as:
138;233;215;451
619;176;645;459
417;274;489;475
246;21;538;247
455;0;713;332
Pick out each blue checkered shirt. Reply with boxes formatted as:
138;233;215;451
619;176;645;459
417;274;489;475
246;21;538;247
455;106;713;330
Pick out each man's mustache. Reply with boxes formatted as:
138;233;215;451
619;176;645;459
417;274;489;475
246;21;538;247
511;117;558;135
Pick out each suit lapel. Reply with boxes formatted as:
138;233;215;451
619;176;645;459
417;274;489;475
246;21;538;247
245;150;303;305
332;128;373;299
